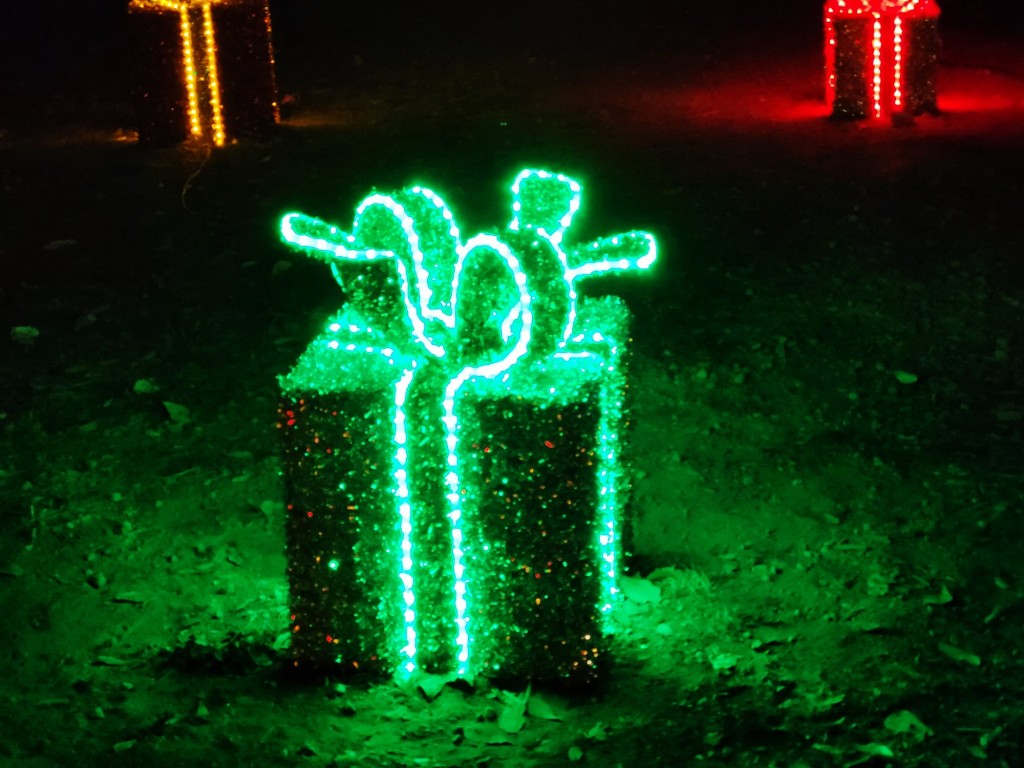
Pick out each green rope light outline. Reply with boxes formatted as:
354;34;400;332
557;329;625;613
322;336;422;672
280;169;657;678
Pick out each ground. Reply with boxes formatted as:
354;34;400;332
1;4;1024;767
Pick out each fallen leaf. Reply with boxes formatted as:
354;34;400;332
884;710;932;740
527;694;566;721
260;500;284;516
816;694;846;711
620;575;662;604
133;379;160;394
10;326;40;345
856;742;895;758
94;656;127;666
709;651;739;671
811;743;844;756
938;642;981;666
498;688;529;734
465;723;514;746
416;672;455;701
852;620;884;633
647;566;682;581
163;401;192;425
498;703;526;734
923;586;953;605
0;563;25;578
993;407;1022;423
981;726;1004;749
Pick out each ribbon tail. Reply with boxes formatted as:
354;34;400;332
567;231;657;282
281;212;397;265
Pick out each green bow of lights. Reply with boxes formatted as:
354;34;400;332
281;169;656;362
279;169;656;678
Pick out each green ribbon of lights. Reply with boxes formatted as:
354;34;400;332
280;169;656;678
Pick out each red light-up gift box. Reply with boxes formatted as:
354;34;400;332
825;0;940;120
128;0;279;146
275;170;657;686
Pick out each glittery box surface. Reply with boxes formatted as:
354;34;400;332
825;2;941;120
278;298;631;685
129;0;278;145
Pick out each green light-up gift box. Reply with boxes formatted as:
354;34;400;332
277;170;656;685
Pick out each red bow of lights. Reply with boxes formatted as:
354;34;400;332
827;0;938;15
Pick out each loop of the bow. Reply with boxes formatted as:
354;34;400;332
509;169;581;247
281;169;657;369
353;188;461;332
282;189;533;374
450;235;533;372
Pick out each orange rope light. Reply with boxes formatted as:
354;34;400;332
129;0;277;146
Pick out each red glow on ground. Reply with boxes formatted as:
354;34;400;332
936;57;1024;115
555;28;1024;152
26;24;1024;160
939;90;1021;114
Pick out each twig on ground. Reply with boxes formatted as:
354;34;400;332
181;144;214;211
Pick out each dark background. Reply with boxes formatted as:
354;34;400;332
2;0;1023;121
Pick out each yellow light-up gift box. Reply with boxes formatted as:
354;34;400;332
128;0;279;145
